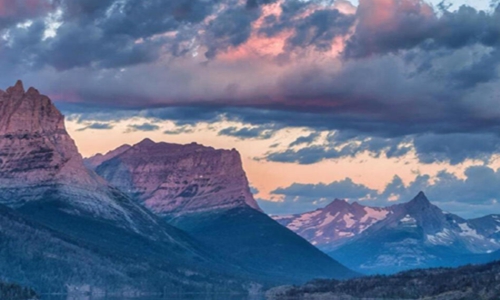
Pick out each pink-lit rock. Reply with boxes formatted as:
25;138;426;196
90;139;262;216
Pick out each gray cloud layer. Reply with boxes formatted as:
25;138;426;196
1;0;500;165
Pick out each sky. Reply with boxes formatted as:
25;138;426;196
1;0;500;218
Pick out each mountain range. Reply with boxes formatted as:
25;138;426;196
2;80;499;295
0;81;355;295
274;192;500;274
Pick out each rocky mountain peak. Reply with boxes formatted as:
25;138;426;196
90;139;262;216
406;191;431;209
6;80;24;96
0;81;106;202
325;199;351;211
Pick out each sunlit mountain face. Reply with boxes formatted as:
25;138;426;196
1;0;500;298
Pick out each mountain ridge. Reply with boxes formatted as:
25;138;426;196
275;192;500;274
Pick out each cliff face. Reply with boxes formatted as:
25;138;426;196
0;80;102;189
90;139;262;216
0;81;163;235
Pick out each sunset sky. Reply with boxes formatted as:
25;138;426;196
1;0;500;218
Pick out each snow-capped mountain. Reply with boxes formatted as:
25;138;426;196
274;199;392;251
88;141;357;282
276;192;500;274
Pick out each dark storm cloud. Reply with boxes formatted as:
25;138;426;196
1;0;222;70
344;1;500;59
413;133;500;165
260;165;500;217
2;0;500;165
204;6;260;59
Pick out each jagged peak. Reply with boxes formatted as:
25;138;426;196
26;87;40;97
325;198;350;211
406;191;431;208
6;80;25;96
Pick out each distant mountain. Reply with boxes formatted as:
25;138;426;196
0;81;256;294
88;140;357;283
274;199;391;251
267;260;500;300
275;192;500;274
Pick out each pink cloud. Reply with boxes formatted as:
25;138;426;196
0;0;53;17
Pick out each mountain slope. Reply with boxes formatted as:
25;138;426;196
89;140;357;282
0;81;255;294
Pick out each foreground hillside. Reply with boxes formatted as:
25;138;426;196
267;260;500;300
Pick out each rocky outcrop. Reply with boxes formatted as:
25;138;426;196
0;80;104;190
0;81;165;235
88;139;262;216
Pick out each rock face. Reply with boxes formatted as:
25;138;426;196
276;192;500;274
88;139;261;216
0;80;102;189
0;81;171;239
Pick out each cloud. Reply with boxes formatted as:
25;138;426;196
218;125;277;140
1;0;500;166
266;133;411;164
289;132;321;147
76;122;114;131
163;125;195;135
272;178;378;199
265;131;500;165
126;123;160;132
260;165;500;217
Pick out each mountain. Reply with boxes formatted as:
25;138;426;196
274;199;391;251
90;139;261;216
88;140;357;282
276;192;500;274
0;81;256;294
267;260;500;300
469;214;500;240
